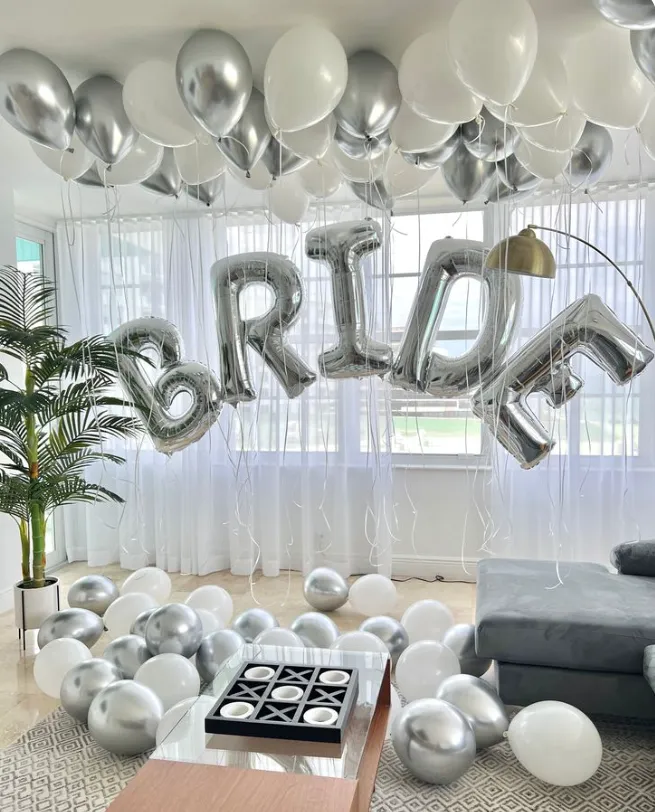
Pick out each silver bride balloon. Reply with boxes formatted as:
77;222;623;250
290;612;340;648
391;238;521;396
594;0;655;29
88;680;163;756
400;130;461;170
261;135;310;177
67;574;119;617
131;607;158;638
186;174;225;206
111;317;222;454
443;623;492;678
392;698;476;784
144;603;203;657
176;29;253;138
335;50;401;138
442;141;496;203
232;608;279;643
103;634;153;679
196;628;245;683
302;567;349;612
471;293;654;468
74;75;136;164
217;87;270;173
60;658;122;722
567;121;613;190
306;220;394;378
349;178;395;212
436;674;509;749
141;147;183;197
334;124;391;160
631;28;655;84
37;608;104;649
211;253;316;403
461;107;518;161
359;616;409;665
0;48;75;149
496;154;540;192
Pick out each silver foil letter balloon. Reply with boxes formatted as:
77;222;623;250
471;293;654;468
211;253;316;403
390;238;522;396
110;317;222;454
305;220;393;378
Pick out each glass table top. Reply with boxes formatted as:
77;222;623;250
152;644;388;780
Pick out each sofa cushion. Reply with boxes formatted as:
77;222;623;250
611;540;655;577
476;558;655;674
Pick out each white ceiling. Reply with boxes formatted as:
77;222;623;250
1;0;653;226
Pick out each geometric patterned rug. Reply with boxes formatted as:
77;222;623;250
1;707;655;811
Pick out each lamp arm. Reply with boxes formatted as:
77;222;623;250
528;223;655;345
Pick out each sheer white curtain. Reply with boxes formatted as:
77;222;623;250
55;207;395;577
487;192;655;565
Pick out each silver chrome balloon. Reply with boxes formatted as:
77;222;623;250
334;124;391;160
290;612;340;648
335;50;401;138
443;623;492;678
37;608;104;649
632;29;655;85
390;238;521;397
60;658;122;722
211;253;316;403
442;141;496;203
485;171;539;204
111;316;222;454
141;147;183;197
391;698;476;784
261;135;310;177
144;603;203;658
67;575;119;617
400;130;461;170
186;174;225;207
436;674;509;749
306;221;394;378
302;567;349;612
496;154;540;192
74;75;136;164
196;629;244;683
74;164;106;188
594;0;655;29
349;178;395;212
176;29;252;138
130;607;158;638
359;616;409;665
217;87;271;173
232;608;279;643
88;680;163;756
103;634;153;679
471;293;654;468
461;107;518;162
567;121;613;190
0;48;75;149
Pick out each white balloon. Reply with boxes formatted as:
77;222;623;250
34;638;92;698
448;0;538;105
330;143;387;182
104;592;159;638
519;109;587;152
386;685;401;739
330;630;390;655
97;136;163;185
399;30;482;124
349;574;397;616
31;134;93;180
298;160;341;198
253;628;305;647
639;97;655;160
185;585;233;625
508;701;602;786
401;599;455;644
395;640;461;703
272;113;336;160
123;60;197;147
155;695;215;747
390;103;457;153
135;653;200;712
514;138;570;180
384;150;437;198
174;141;226;184
566;27;652;129
229;160;272;190
121;567;171;603
269;176;309;224
264;25;348;132
195;608;224;636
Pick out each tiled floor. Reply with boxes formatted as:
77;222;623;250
0;562;476;747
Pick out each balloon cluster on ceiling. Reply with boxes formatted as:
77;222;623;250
2;0;655;220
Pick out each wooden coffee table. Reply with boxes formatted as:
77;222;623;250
107;645;391;812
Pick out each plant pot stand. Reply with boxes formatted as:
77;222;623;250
14;577;61;650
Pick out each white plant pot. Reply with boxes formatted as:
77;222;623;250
14;577;60;631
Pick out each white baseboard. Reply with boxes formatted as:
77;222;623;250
391;555;479;582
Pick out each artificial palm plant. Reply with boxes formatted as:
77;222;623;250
0;266;142;588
